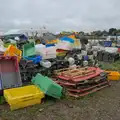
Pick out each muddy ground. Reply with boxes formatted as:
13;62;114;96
1;62;120;120
1;81;120;120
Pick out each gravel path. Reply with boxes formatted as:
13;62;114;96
0;81;120;120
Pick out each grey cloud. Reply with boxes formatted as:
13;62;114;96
0;0;120;32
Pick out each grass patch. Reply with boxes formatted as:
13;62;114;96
100;61;120;71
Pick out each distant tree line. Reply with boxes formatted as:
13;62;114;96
84;28;120;37
57;28;120;38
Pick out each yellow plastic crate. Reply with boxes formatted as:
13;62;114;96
4;85;44;110
4;45;22;62
46;39;58;44
57;52;67;57
106;71;120;80
9;98;42;111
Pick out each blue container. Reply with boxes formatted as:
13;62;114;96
60;36;74;43
46;44;55;47
104;41;112;47
84;55;89;61
24;56;42;64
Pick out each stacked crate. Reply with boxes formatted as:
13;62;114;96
97;51;119;62
19;59;39;83
54;67;110;98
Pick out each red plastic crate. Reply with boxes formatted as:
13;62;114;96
118;48;120;53
0;56;19;72
56;49;68;52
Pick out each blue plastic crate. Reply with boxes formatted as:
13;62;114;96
24;56;42;64
60;36;74;43
46;44;55;47
84;55;89;61
104;41;112;47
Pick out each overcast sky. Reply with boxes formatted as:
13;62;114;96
0;0;120;32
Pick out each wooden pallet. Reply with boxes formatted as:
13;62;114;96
68;83;110;98
54;66;88;76
57;68;102;83
56;75;107;87
61;69;96;77
67;81;109;93
55;67;103;82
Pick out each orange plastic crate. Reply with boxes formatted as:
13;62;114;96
4;45;22;62
106;71;120;80
46;40;58;44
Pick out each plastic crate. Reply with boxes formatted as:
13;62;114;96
109;53;119;62
24;55;42;64
0;56;19;72
106;71;120;80
104;41;112;47
46;44;55;47
60;37;74;43
4;45;22;62
32;73;62;99
0;72;22;89
118;48;120;53
84;56;89;61
97;51;103;61
57;52;67;57
56;49;68;57
46;40;58;44
103;52;109;62
23;42;35;57
4;85;44;110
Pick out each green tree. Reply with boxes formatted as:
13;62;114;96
109;28;117;35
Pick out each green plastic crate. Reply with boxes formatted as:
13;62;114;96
32;73;62;99
0;96;5;104
23;42;35;57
